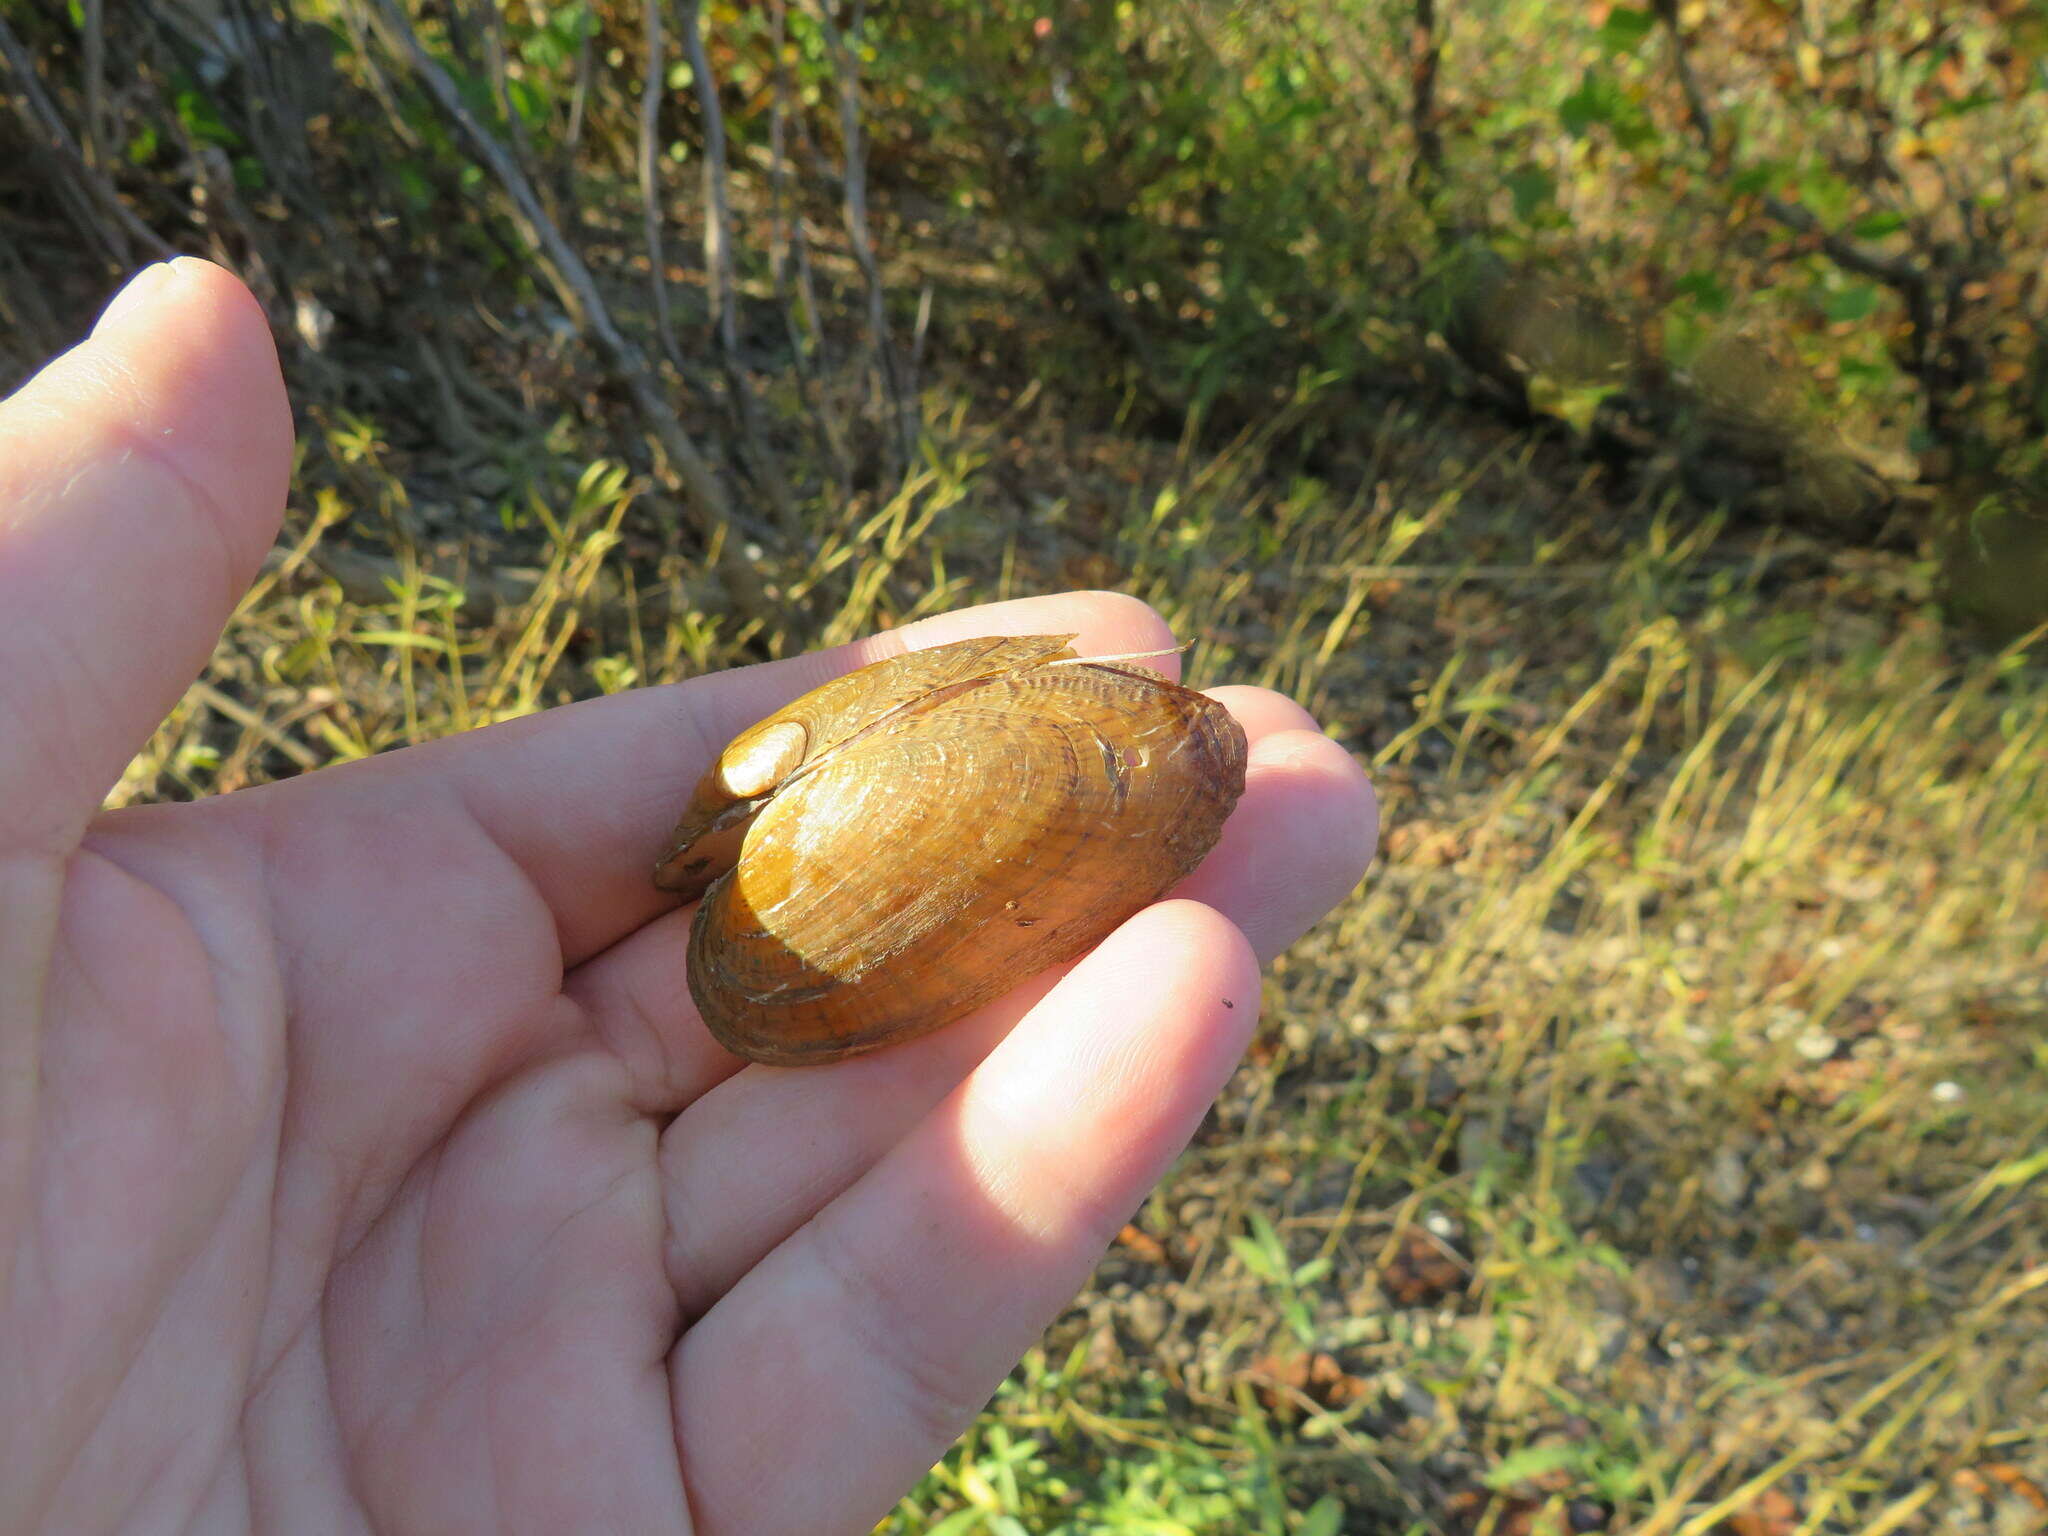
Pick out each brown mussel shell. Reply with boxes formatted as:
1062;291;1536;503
652;634;1248;1066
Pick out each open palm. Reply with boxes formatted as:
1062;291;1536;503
0;260;1375;1535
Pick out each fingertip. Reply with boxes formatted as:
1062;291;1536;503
1259;729;1380;902
1135;896;1262;1004
93;258;274;367
1172;727;1377;964
95;258;294;525
1262;728;1380;872
1060;588;1178;656
984;897;1260;1133
1206;684;1323;739
1095;895;1262;1030
1134;897;1263;1071
15;258;294;557
889;590;1181;680
93;261;180;333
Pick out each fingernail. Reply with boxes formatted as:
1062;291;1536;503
96;261;179;332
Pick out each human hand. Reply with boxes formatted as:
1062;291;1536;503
0;259;1376;1534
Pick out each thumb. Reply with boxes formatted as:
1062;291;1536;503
0;258;293;852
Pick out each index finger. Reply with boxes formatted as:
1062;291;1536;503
214;590;1179;965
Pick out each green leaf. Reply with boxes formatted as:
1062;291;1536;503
1452;691;1517;715
1559;70;1656;149
1615;114;1659;152
1506;167;1555;222
1852;209;1907;239
1981;1146;2048;1191
1559;77;1613;136
276;637;322;682
353;630;454;652
1297;1496;1347;1536
172;86;240;150
507;75;547;129
1730;160;1784;197
1797;166;1855;225
1674;270;1731;312
395;162;435;212
1932;89;1999;120
1821;283;1881;323
1485;1441;1583;1489
1597;6;1656;52
1229;1236;1285;1283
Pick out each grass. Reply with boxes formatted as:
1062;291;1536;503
112;372;2048;1534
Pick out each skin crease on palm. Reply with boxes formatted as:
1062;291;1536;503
0;257;1377;1535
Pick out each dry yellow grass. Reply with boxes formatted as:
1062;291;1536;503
115;388;2048;1534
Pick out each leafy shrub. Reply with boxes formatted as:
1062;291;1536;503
866;0;1433;428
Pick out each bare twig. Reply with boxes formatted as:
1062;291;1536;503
800;0;917;468
329;0;423;152
0;13;169;269
677;0;800;533
638;0;684;371
81;0;105;169
1408;0;1444;192
478;0;557;229
765;0;814;366
189;681;324;773
441;0;477;73
630;2;726;410
767;0;852;481
0;222;61;361
679;0;742;384
355;0;765;587
562;18;593;208
1658;3;1719;149
215;0;336;234
427;305;542;435
911;279;933;371
410;332;492;459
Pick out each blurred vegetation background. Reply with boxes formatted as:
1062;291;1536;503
4;0;2047;1530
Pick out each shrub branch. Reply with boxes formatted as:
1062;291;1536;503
353;0;777;622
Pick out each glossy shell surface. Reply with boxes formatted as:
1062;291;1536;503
653;634;1248;1065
